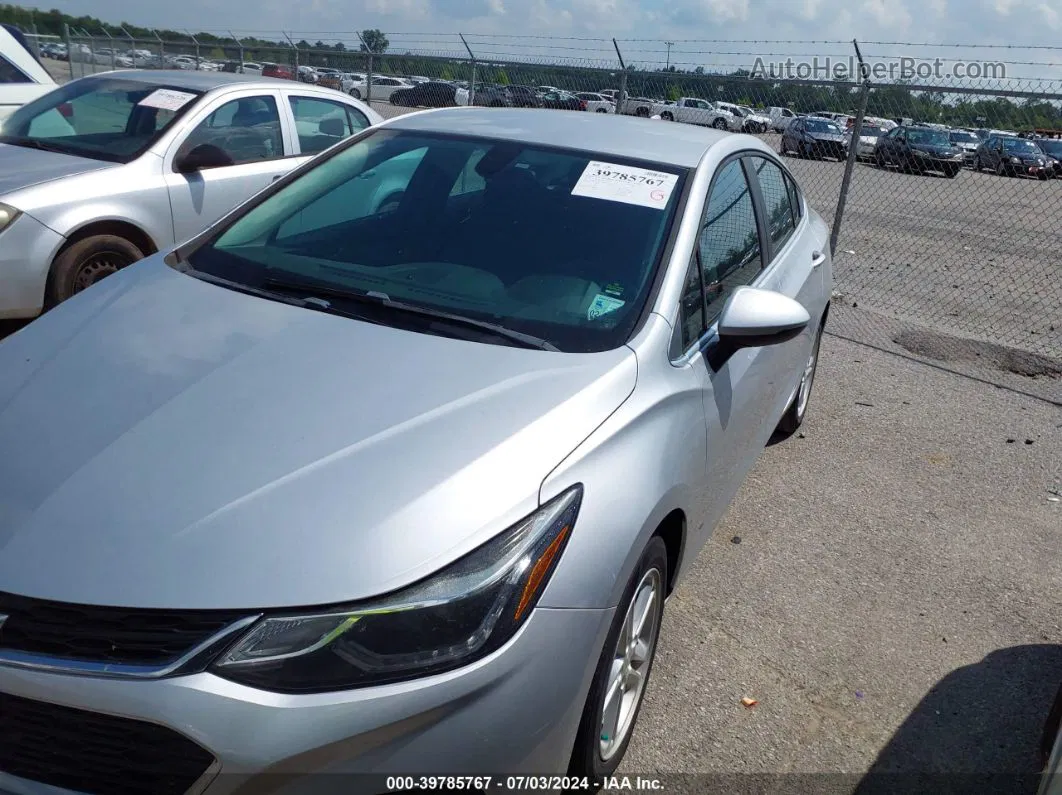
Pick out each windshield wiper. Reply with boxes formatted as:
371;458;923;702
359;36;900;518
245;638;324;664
0;137;72;154
263;272;559;352
181;267;383;324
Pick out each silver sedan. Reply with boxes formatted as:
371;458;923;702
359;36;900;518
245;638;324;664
0;109;832;791
0;70;381;320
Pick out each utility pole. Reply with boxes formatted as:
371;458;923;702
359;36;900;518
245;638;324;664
665;41;674;70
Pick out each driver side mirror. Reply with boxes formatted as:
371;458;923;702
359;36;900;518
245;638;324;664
714;287;810;361
175;143;234;174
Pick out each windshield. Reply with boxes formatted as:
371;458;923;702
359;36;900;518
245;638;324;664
906;128;950;146
1003;138;1042;154
805;119;841;134
184;130;687;353
859;126;887;137
0;76;202;163
949;131;979;144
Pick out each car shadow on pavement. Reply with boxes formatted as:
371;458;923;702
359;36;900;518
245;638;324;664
0;320;29;342
853;644;1062;795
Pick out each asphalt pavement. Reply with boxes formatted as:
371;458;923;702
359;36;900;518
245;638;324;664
616;331;1062;792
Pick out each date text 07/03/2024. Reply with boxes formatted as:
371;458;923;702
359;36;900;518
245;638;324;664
384;775;665;791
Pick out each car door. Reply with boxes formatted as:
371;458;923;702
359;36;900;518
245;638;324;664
743;154;823;425
881;127;901;161
163;89;291;245
669;156;784;545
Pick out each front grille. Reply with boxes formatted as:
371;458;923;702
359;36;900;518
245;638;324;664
0;590;251;665
0;691;214;795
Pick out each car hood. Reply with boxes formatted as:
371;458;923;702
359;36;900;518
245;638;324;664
0;259;637;610
911;144;960;156
806;132;846;142
0;142;114;196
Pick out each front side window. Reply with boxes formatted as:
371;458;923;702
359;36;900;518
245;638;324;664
178;95;283;168
748;156;796;255
289;96;368;155
185;131;686;353
0;77;201;162
696;159;762;319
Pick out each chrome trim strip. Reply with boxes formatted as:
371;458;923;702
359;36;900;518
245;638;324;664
0;614;261;679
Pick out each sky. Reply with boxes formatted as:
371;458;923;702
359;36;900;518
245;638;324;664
26;0;1062;84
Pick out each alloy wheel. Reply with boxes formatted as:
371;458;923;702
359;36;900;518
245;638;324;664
598;568;662;762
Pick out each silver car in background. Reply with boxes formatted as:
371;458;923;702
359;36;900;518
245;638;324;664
0;70;380;320
0;109;831;792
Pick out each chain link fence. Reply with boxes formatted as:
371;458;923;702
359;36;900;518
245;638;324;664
15;26;1062;382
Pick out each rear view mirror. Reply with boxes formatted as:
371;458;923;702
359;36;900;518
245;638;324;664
175;143;234;174
717;287;810;350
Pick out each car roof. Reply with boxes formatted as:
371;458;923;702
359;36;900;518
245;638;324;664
81;69;295;92
381;108;736;168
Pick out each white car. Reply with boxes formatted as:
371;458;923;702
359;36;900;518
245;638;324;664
575;92;614;113
738;106;772;133
169;56;199;71
0;24;56;121
768;106;797;132
348;75;410;102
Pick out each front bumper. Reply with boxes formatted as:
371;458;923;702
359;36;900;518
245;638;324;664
0;606;614;795
0;212;65;320
810;140;848;159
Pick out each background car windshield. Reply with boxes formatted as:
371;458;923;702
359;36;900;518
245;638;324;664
0;77;200;163
1037;139;1062;155
187;130;686;352
860;127;886;137
906;129;949;146
950;131;979;143
1003;138;1041;153
805;119;840;134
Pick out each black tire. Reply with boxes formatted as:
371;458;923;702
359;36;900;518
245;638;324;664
712;117;727;130
569;536;668;787
596;108;608;113
995;160;1006;177
779;138;788;156
349;88;361;99
776;321;824;436
47;234;145;308
635;106;650;117
875;149;887;168
660;112;674;121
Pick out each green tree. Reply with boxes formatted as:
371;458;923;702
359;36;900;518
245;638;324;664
666;84;681;101
359;29;388;54
495;69;510;85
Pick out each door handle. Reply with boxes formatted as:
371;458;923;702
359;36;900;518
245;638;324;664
811;251;826;267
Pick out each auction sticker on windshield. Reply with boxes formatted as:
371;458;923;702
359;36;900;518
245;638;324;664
139;89;197;112
572;161;679;209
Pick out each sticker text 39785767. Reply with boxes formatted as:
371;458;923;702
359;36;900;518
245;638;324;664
571;161;679;210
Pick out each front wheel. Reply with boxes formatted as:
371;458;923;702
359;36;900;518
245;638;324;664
776;322;823;435
349;88;361;99
47;234;145;308
660;112;674;121
569;536;667;783
712;117;727;130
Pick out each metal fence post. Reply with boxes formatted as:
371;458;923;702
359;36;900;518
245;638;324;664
62;23;74;80
829;39;871;257
356;32;374;103
153;30;165;66
284;32;298;76
189;32;201;69
230;31;244;73
613;39;628;115
120;26;135;66
459;34;476;106
100;27;116;70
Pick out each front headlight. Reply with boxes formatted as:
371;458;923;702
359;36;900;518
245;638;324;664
0;203;21;234
212;486;583;693
1010;156;1022;164
914;149;931;157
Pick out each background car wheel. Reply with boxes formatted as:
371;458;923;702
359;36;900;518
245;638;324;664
569;536;667;786
875;150;887;168
596;108;608;113
995;160;1006;177
349;88;361;99
635;107;650;117
47;235;145;308
712;117;727;129
776;321;824;435
660;112;674;121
